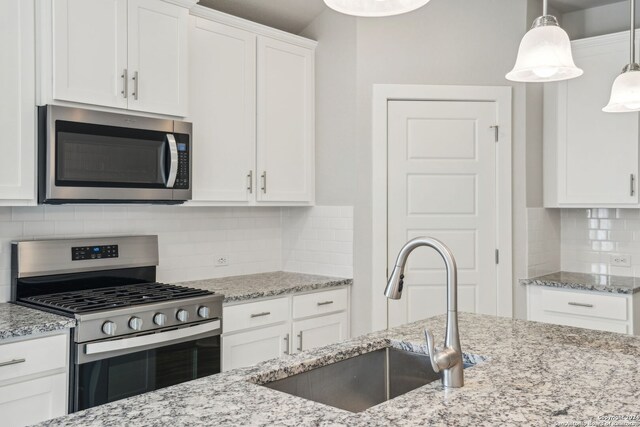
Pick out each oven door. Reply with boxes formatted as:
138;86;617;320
40;105;191;204
72;320;220;412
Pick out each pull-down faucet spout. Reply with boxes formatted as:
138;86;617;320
385;236;464;388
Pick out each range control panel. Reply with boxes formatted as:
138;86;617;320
72;245;119;261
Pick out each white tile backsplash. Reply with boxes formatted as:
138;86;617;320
0;205;354;302
282;206;353;278
527;208;561;277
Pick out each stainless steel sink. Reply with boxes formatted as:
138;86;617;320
261;348;471;413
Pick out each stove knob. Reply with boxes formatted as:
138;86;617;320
128;316;143;331
102;321;117;336
176;309;189;322
153;313;167;326
197;306;210;319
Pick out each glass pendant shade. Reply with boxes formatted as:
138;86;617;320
323;0;431;17
506;18;583;83
603;66;640;112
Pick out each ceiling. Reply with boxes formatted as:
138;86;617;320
198;0;627;34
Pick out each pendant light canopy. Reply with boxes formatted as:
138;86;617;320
506;0;582;83
323;0;431;17
604;0;640;112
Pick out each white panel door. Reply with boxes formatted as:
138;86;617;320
52;0;128;108
127;0;188;116
189;17;256;202
291;312;348;353
221;323;290;371
387;100;498;327
557;35;640;204
256;36;314;203
0;373;67;427
0;0;36;203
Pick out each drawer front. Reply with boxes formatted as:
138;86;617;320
223;297;290;334
292;288;348;320
0;372;67;427
531;311;629;334
540;288;628;321
0;334;67;383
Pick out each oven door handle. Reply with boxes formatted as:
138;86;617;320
166;134;178;188
84;320;220;357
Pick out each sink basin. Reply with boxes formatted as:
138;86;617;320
261;348;472;413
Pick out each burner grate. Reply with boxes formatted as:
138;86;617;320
22;282;212;314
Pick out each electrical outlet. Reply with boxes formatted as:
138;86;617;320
609;253;631;267
215;256;229;267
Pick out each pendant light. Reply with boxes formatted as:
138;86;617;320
603;0;640;112
323;0;431;17
506;0;582;83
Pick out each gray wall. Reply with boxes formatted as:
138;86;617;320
561;1;631;40
303;0;539;336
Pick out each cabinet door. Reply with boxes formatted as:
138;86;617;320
554;34;640;205
127;0;188;116
222;323;290;371
292;312;348;354
256;37;314;203
52;0;128;108
189;17;256;202
0;0;36;203
0;373;67;427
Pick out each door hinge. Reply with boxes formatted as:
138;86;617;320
495;249;499;264
490;125;499;142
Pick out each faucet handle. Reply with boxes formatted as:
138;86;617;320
424;329;441;373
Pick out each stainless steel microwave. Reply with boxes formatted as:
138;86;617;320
38;105;192;204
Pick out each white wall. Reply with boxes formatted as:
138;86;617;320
302;0;541;335
0;205;353;302
561;1;632;40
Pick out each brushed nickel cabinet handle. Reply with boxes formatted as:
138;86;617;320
250;311;271;318
121;69;128;98
631;174;635;197
568;302;594;308
297;331;303;351
317;301;334;306
283;333;289;355
132;71;139;100
261;171;267;193
247;170;253;193
0;358;26;368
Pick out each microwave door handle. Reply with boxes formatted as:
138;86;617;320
166;134;178;188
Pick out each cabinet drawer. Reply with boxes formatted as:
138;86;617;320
540;288;628;321
0;334;67;383
292;288;348;319
223;297;289;334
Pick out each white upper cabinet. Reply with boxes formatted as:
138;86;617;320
189;17;256;202
188;7;316;206
46;0;189;116
0;0;36;204
127;0;188;116
544;32;640;207
52;0;128;109
256;36;315;203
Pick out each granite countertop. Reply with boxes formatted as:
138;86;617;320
520;271;640;294
39;312;640;426
177;271;352;303
0;303;75;342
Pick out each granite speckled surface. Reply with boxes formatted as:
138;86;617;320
177;271;352;303
38;313;640;426
520;270;640;294
0;303;75;342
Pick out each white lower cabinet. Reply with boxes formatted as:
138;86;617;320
0;333;69;427
221;287;350;371
292;312;348;353
528;286;640;335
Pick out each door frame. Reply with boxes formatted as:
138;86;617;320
371;84;513;331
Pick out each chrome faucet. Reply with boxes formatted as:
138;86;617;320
385;237;464;388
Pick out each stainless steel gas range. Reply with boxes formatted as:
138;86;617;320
10;235;223;413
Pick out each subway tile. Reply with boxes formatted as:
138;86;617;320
12;206;44;221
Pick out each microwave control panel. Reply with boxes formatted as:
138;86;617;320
174;141;189;190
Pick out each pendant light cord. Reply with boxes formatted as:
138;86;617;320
631;0;636;65
543;0;548;16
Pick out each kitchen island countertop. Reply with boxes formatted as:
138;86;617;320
38;312;640;426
